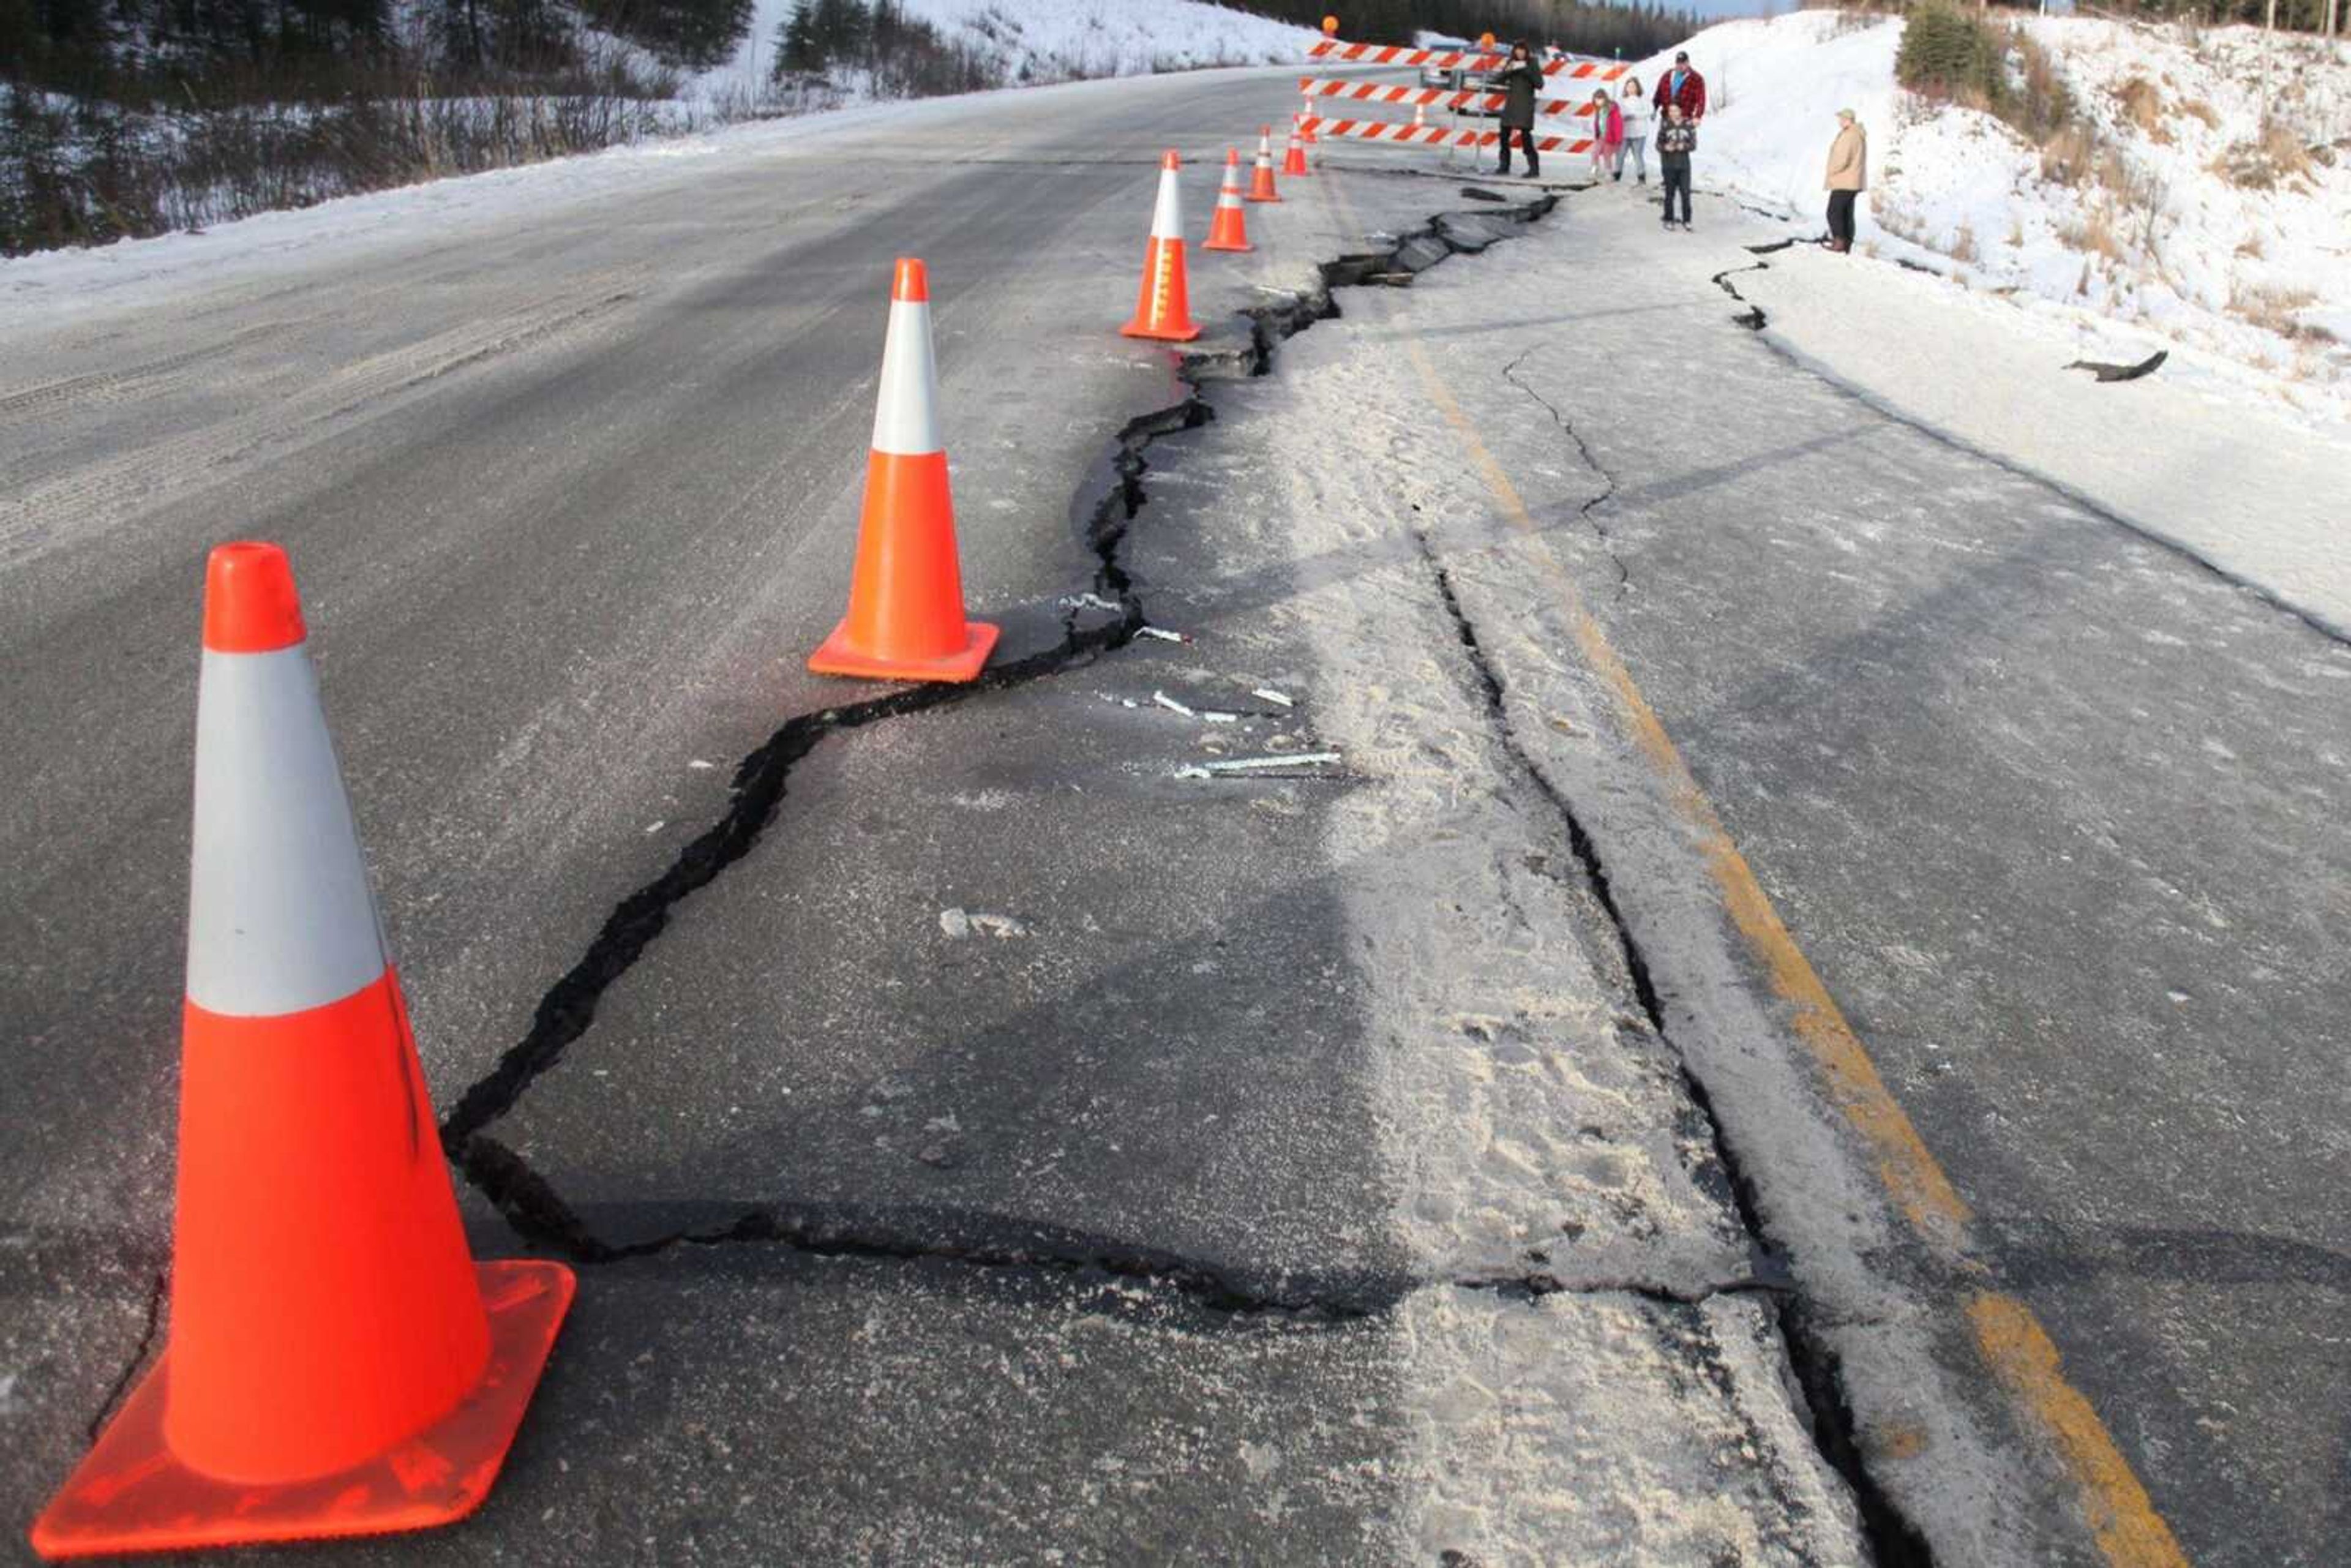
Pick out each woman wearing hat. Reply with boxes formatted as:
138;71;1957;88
1824;108;1866;253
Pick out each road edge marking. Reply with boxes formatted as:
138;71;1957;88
1970;1294;2193;1568
1333;206;2189;1567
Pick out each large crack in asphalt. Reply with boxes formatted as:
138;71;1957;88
1713;258;1772;330
441;189;1757;1324
1410;544;1933;1565
422;182;1930;1552
1500;347;1628;596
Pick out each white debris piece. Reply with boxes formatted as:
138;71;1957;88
1059;591;1125;614
1201;711;1240;724
1253;688;1294;707
645;820;666;834
688;758;716;770
1204;752;1341;772
1152;690;1195;718
1137;626;1188;643
1178;752;1343;777
940;907;1030;939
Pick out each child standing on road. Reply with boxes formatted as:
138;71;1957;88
1656;102;1695;229
1616;78;1651;184
1588;89;1621;180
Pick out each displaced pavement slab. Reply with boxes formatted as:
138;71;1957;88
1284;173;2346;1565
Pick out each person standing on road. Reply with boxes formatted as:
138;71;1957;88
1492;41;1544;179
1587;89;1621;180
1657;102;1696;230
1616;78;1651;184
1824;108;1867;253
1653;49;1706;123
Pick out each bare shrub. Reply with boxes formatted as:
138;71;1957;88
2229;280;2328;340
2213;124;2315;190
2039;118;2099;185
2177;96;2221;130
2115;75;2172;143
2061;204;2124;263
1951;222;1979;263
2003;28;2074;144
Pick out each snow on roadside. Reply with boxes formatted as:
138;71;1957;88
689;0;1319;105
1641;12;2351;432
0;72;1231;326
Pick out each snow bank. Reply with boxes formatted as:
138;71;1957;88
692;0;1320;103
1643;12;2351;429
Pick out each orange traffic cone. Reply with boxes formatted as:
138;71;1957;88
1120;151;1201;343
809;258;1000;683
1299;96;1319;144
1283;126;1310;177
1247;126;1281;203
1204;148;1253;253
29;542;574;1562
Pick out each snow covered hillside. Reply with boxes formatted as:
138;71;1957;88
692;1;1320;103
1648;12;2351;426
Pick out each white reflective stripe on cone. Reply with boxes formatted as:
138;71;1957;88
1149;171;1183;242
186;645;389;1017
869;296;943;457
1218;184;1244;209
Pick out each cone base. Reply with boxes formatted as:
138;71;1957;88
1202;238;1253;253
1245;194;1281;204
29;1260;574;1562
1120;319;1203;342
808;617;999;683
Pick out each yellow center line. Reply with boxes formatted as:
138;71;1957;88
1324;176;2188;1568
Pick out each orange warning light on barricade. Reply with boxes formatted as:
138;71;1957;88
1322;13;1338;34
1122;151;1201;342
810;258;1000;683
28;541;574;1562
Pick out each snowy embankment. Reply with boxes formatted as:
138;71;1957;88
1646;12;2351;429
688;0;1320;105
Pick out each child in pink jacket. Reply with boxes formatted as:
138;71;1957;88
1588;89;1624;179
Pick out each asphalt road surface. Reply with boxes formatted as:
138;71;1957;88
1385;197;2351;1567
2;59;2344;1568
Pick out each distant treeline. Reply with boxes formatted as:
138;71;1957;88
0;0;752;96
770;0;996;94
1228;0;1700;61
2138;0;2341;31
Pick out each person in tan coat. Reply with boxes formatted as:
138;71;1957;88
1824;109;1866;253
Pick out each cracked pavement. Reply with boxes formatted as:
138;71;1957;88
1;76;1878;1565
2;66;2336;1568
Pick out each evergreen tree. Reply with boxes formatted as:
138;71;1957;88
773;0;817;75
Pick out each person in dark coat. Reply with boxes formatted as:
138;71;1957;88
1652;50;1706;122
1656;102;1696;230
1491;41;1544;178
